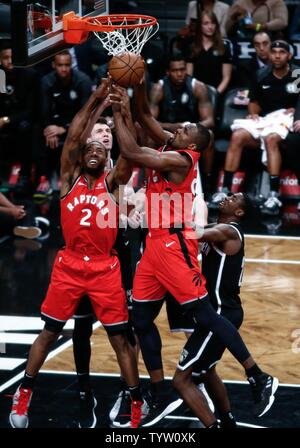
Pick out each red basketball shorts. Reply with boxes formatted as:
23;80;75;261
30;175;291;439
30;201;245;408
41;249;128;327
133;231;207;305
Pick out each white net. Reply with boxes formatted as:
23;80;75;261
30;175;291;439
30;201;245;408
92;17;159;56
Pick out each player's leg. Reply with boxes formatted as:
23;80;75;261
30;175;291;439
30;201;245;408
131;248;166;384
73;297;94;393
132;253;183;427
184;297;279;417
89;256;144;428
200;307;244;427
109;228;137;427
172;326;219;428
106;328;145;429
109;325;138;428
9;250;85;428
156;235;279;418
72;296;97;428
165;292;215;413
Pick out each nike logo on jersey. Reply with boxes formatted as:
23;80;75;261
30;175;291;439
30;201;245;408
165;241;175;248
78;182;86;186
262;85;271;89
111;260;118;269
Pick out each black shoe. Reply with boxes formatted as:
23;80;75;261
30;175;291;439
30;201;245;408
78;391;97;428
111;389;131;428
141;390;183;427
248;373;279;417
219;412;237;428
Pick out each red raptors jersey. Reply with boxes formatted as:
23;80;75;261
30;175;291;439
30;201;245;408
146;148;200;233
61;173;118;256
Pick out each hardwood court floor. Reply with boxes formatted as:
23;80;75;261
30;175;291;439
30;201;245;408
44;236;300;385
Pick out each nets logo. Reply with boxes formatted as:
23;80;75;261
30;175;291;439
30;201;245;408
0;69;6;93
179;348;189;364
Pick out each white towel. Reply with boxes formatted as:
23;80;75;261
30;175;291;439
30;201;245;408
231;109;294;164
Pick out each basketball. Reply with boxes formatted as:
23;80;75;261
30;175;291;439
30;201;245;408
108;52;145;87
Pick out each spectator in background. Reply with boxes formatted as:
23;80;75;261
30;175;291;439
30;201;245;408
187;11;233;95
284;103;300;212
225;0;288;39
185;0;230;37
150;55;214;132
34;50;92;198
235;31;271;90
149;55;215;198
212;41;300;216
289;4;300;41
0;192;42;240
0;41;38;194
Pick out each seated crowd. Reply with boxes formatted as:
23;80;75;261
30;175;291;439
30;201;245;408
1;0;300;230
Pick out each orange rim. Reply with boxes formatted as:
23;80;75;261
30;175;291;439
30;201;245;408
63;12;158;44
85;14;157;30
63;12;157;31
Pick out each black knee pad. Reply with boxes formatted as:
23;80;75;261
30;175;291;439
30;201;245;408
131;300;163;335
43;322;64;334
183;295;217;329
42;314;65;333
104;322;128;337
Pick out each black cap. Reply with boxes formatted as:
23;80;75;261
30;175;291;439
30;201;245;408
271;40;290;52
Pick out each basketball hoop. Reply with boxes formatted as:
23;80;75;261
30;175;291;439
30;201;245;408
63;12;159;55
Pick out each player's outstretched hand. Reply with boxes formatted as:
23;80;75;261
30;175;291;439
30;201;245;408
111;85;132;119
109;84;127;114
94;78;110;100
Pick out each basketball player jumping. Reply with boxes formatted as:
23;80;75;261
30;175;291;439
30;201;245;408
110;80;278;427
9;80;144;429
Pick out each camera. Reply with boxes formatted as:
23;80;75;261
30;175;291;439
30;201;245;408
242;14;253;26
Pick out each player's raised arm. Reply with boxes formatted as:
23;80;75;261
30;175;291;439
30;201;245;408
60;80;110;185
133;79;173;146
106;86;134;197
111;90;190;173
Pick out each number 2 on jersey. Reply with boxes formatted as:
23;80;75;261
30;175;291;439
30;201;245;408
80;208;92;226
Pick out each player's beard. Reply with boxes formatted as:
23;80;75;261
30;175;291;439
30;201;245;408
84;163;105;177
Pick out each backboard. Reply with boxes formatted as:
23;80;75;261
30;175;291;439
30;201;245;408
11;1;109;66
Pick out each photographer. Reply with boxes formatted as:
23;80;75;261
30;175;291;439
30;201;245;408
225;0;288;39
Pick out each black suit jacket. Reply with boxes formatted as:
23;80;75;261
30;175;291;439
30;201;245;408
235;57;266;90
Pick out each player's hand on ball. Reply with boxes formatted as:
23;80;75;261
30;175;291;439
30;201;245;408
109;85;126;113
94;78;110;100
